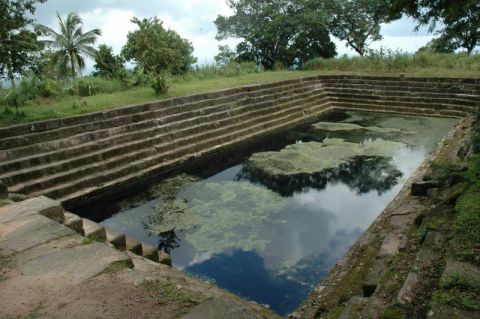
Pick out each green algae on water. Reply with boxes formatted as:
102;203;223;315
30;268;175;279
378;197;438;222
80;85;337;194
312;122;405;134
148;181;288;254
247;138;405;176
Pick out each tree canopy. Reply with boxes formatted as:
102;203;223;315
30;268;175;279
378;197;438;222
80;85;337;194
36;12;101;79
326;0;393;56
122;17;196;94
215;0;336;70
93;44;125;78
390;0;479;53
0;0;45;87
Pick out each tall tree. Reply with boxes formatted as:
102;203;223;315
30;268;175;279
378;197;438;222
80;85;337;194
326;0;392;56
93;44;125;78
0;0;45;88
122;17;196;95
389;0;479;53
36;12;101;80
215;0;336;70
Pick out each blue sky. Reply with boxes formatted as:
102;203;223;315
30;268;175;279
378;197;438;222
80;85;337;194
33;0;435;70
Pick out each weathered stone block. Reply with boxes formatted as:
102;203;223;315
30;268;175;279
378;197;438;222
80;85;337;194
105;227;126;251
63;212;84;235
142;244;159;262
378;233;401;259
338;296;369;319
0;196;63;223
363;259;388;297
125;236;143;255
411;181;441;196
0;180;7;199
396;272;419;305
82;218;106;241
440;260;480;285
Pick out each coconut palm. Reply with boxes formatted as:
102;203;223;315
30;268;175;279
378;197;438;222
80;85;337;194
36;12;101;80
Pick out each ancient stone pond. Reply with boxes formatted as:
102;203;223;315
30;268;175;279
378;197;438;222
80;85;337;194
97;111;457;315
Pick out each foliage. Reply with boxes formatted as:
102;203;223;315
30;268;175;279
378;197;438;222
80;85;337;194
215;0;336;70
303;50;480;75
417;34;458;54
36;12;101;80
390;0;480;53
122;17;197;95
19;73;64;99
325;0;392;56
93;44;125;78
0;0;45;87
74;76;124;97
214;45;238;66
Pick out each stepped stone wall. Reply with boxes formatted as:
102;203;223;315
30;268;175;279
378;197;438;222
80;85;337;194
0;75;479;207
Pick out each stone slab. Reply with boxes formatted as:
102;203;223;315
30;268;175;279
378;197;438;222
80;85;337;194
378;233;401;259
0;214;76;254
411;181;440;196
182;297;261;319
82;218;106;241
428;304;478;319
440;260;480;285
363;259;388;297
105;227;126;250
338;296;369;319
21;241;132;284
0;196;63;223
126;236;143;255
64;212;84;234
396;272;419;305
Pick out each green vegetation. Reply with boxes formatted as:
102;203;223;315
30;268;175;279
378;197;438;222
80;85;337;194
248;138;405;176
122;17;196;95
148;180;288;255
141;279;209;313
0;248;13;281
304;51;480;76
36;12;101;80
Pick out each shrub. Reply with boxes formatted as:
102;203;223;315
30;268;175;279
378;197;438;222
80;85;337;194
74;76;125;97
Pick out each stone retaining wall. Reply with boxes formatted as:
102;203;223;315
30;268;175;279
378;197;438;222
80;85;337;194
0;75;478;208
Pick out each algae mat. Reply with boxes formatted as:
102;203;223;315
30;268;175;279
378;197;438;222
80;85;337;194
101;111;458;315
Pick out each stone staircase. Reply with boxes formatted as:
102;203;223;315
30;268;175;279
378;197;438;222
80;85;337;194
0;75;478;207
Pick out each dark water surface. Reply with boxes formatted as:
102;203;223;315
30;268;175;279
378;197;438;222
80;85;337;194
100;111;457;315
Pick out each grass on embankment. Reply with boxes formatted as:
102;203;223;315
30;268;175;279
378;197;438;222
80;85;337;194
1;51;479;127
0;71;320;127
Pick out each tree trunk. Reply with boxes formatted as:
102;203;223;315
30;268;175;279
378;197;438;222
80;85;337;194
7;61;16;89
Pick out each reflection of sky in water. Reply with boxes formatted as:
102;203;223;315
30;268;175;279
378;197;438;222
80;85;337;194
101;112;457;315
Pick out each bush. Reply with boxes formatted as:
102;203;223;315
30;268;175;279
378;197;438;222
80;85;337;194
74;76;125;97
19;74;64;99
303;51;480;75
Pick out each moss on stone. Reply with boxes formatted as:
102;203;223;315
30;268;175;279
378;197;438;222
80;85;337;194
247;138;405;176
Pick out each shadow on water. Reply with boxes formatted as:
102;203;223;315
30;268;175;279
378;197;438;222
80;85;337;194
237;156;403;197
95;110;458;316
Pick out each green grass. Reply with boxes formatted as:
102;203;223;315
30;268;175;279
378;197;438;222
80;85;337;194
141;279;210;314
1;52;479;128
0;70;322;127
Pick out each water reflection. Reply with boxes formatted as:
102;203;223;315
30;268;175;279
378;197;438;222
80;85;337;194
237;156;403;196
100;111;458;315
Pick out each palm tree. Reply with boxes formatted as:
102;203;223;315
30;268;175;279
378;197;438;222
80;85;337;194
36;12;101;80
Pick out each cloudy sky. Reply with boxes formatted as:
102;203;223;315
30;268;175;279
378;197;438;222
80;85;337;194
33;0;434;71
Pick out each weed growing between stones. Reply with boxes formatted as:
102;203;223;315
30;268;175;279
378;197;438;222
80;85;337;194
141;279;210;314
0;248;13;281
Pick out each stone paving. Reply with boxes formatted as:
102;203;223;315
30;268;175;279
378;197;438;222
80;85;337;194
0;197;277;318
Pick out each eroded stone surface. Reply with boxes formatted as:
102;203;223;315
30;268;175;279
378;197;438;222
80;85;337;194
397;272;419;305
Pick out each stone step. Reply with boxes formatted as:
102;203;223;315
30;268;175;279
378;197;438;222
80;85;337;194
105;227;127;251
63;211;84;235
0;79;318;150
319;77;480;89
331;98;472;116
0;81;318;172
0;82;319;165
322;82;480;95
54;100;332;203
82;218;107;241
0;87;324;186
8;90;328;194
328;91;478;107
29;96;330;200
334;103;467;119
324;86;480;101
